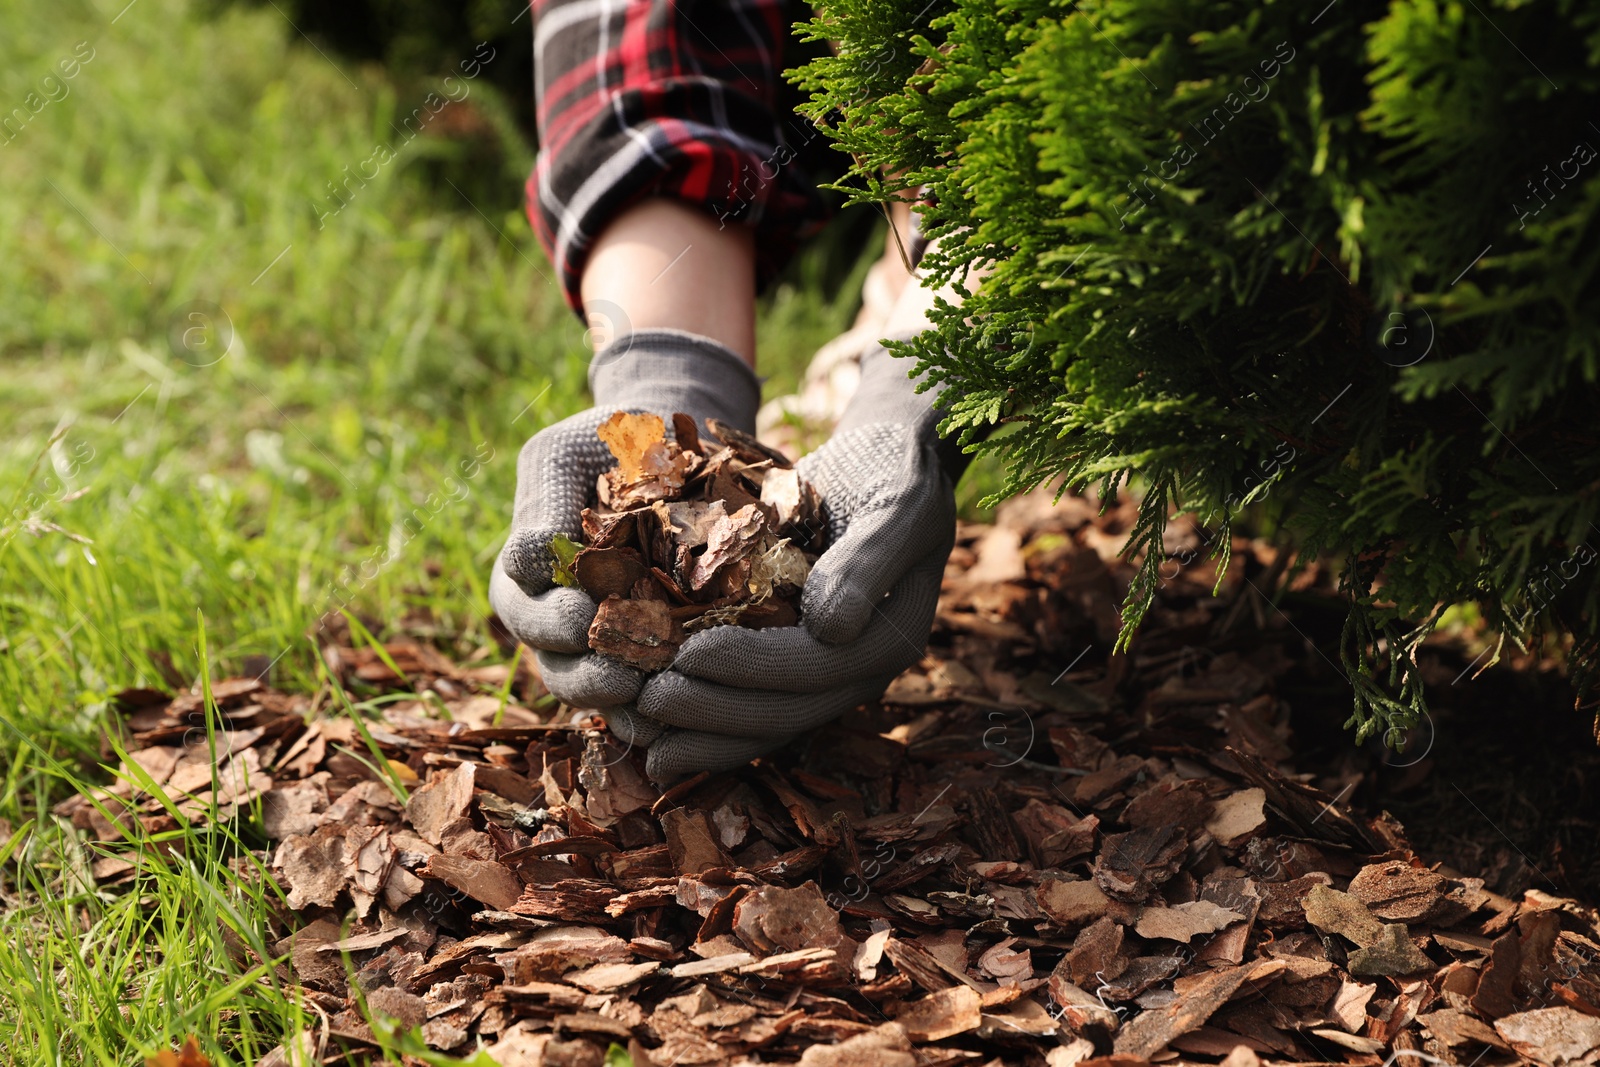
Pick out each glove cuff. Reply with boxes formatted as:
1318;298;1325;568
590;329;762;434
835;338;971;481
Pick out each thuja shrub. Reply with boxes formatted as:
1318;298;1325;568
794;0;1600;739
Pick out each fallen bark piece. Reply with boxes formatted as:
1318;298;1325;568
1309;1028;1386;1054
572;546;649;600
1304;883;1386;947
481;1024;549;1067
661;807;733;875
894;986;984;1042
688;504;766;591
1218;1046;1262;1067
732;881;853;956
1122;777;1215;833
1347;859;1488;924
1094;826;1187;903
738;946;837;976
1204;788;1266;845
316;927;408;953
1058;916;1128;988
1134;901;1245;943
1256;872;1333;929
669;953;757;978
587;595;680;671
854;924;892;981
1420;1008;1509;1048
1048;976;1123;1035
884;937;981;993
1114;965;1251;1058
501;932;632;983
977;937;1034;982
597;411;692;505
1346;923;1435;977
1101;956;1184;1000
1328;978;1377;1032
796;1022;916;1067
1472;927;1522;1018
419;854;522;911
1037;878;1112;928
565;960;659;993
405;760;475;846
1494;1007;1600;1064
275;825;348;910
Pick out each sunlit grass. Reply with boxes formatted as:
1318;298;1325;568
0;0;885;1058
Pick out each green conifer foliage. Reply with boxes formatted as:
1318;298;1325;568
795;0;1600;739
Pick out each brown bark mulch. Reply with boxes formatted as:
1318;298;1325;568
66;488;1600;1067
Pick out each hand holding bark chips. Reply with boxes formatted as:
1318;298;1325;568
558;411;826;672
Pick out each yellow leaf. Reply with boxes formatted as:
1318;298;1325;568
386;759;419;783
146;1037;212;1067
597;412;666;482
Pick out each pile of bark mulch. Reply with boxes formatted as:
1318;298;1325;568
62;488;1600;1067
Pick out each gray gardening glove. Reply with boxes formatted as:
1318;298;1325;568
489;329;761;747
636;341;963;781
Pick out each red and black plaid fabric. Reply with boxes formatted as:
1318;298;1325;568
527;0;829;312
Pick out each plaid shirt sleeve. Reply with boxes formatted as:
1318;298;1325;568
527;0;830;312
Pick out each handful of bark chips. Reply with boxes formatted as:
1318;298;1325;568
553;412;826;671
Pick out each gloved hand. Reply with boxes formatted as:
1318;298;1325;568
489;329;761;749
634;341;962;781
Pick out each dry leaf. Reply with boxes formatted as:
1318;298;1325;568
597;412;667;482
145;1037;211;1067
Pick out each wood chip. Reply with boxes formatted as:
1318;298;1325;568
1420;1008;1508;1048
1094;826;1187;903
1134;901;1245;943
1494;1007;1600;1064
669;953;757;978
1348;860;1488;924
1347;923;1435;978
894;986;983;1042
1472;927;1522;1017
275;825;349;910
1037;878;1112;928
732;881;852;956
1329;978;1377;1032
405;761;475;847
420;854;522;911
587;595;680;671
1114;965;1251;1058
1304;883;1386;947
565;960;659;993
1204;788;1266;845
660;807;733;875
796;1022;915;1067
1057;916;1126;987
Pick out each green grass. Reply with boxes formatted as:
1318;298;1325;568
0;0;871;1060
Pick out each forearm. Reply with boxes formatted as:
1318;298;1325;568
581;200;757;365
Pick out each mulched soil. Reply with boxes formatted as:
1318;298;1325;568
69;488;1600;1067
